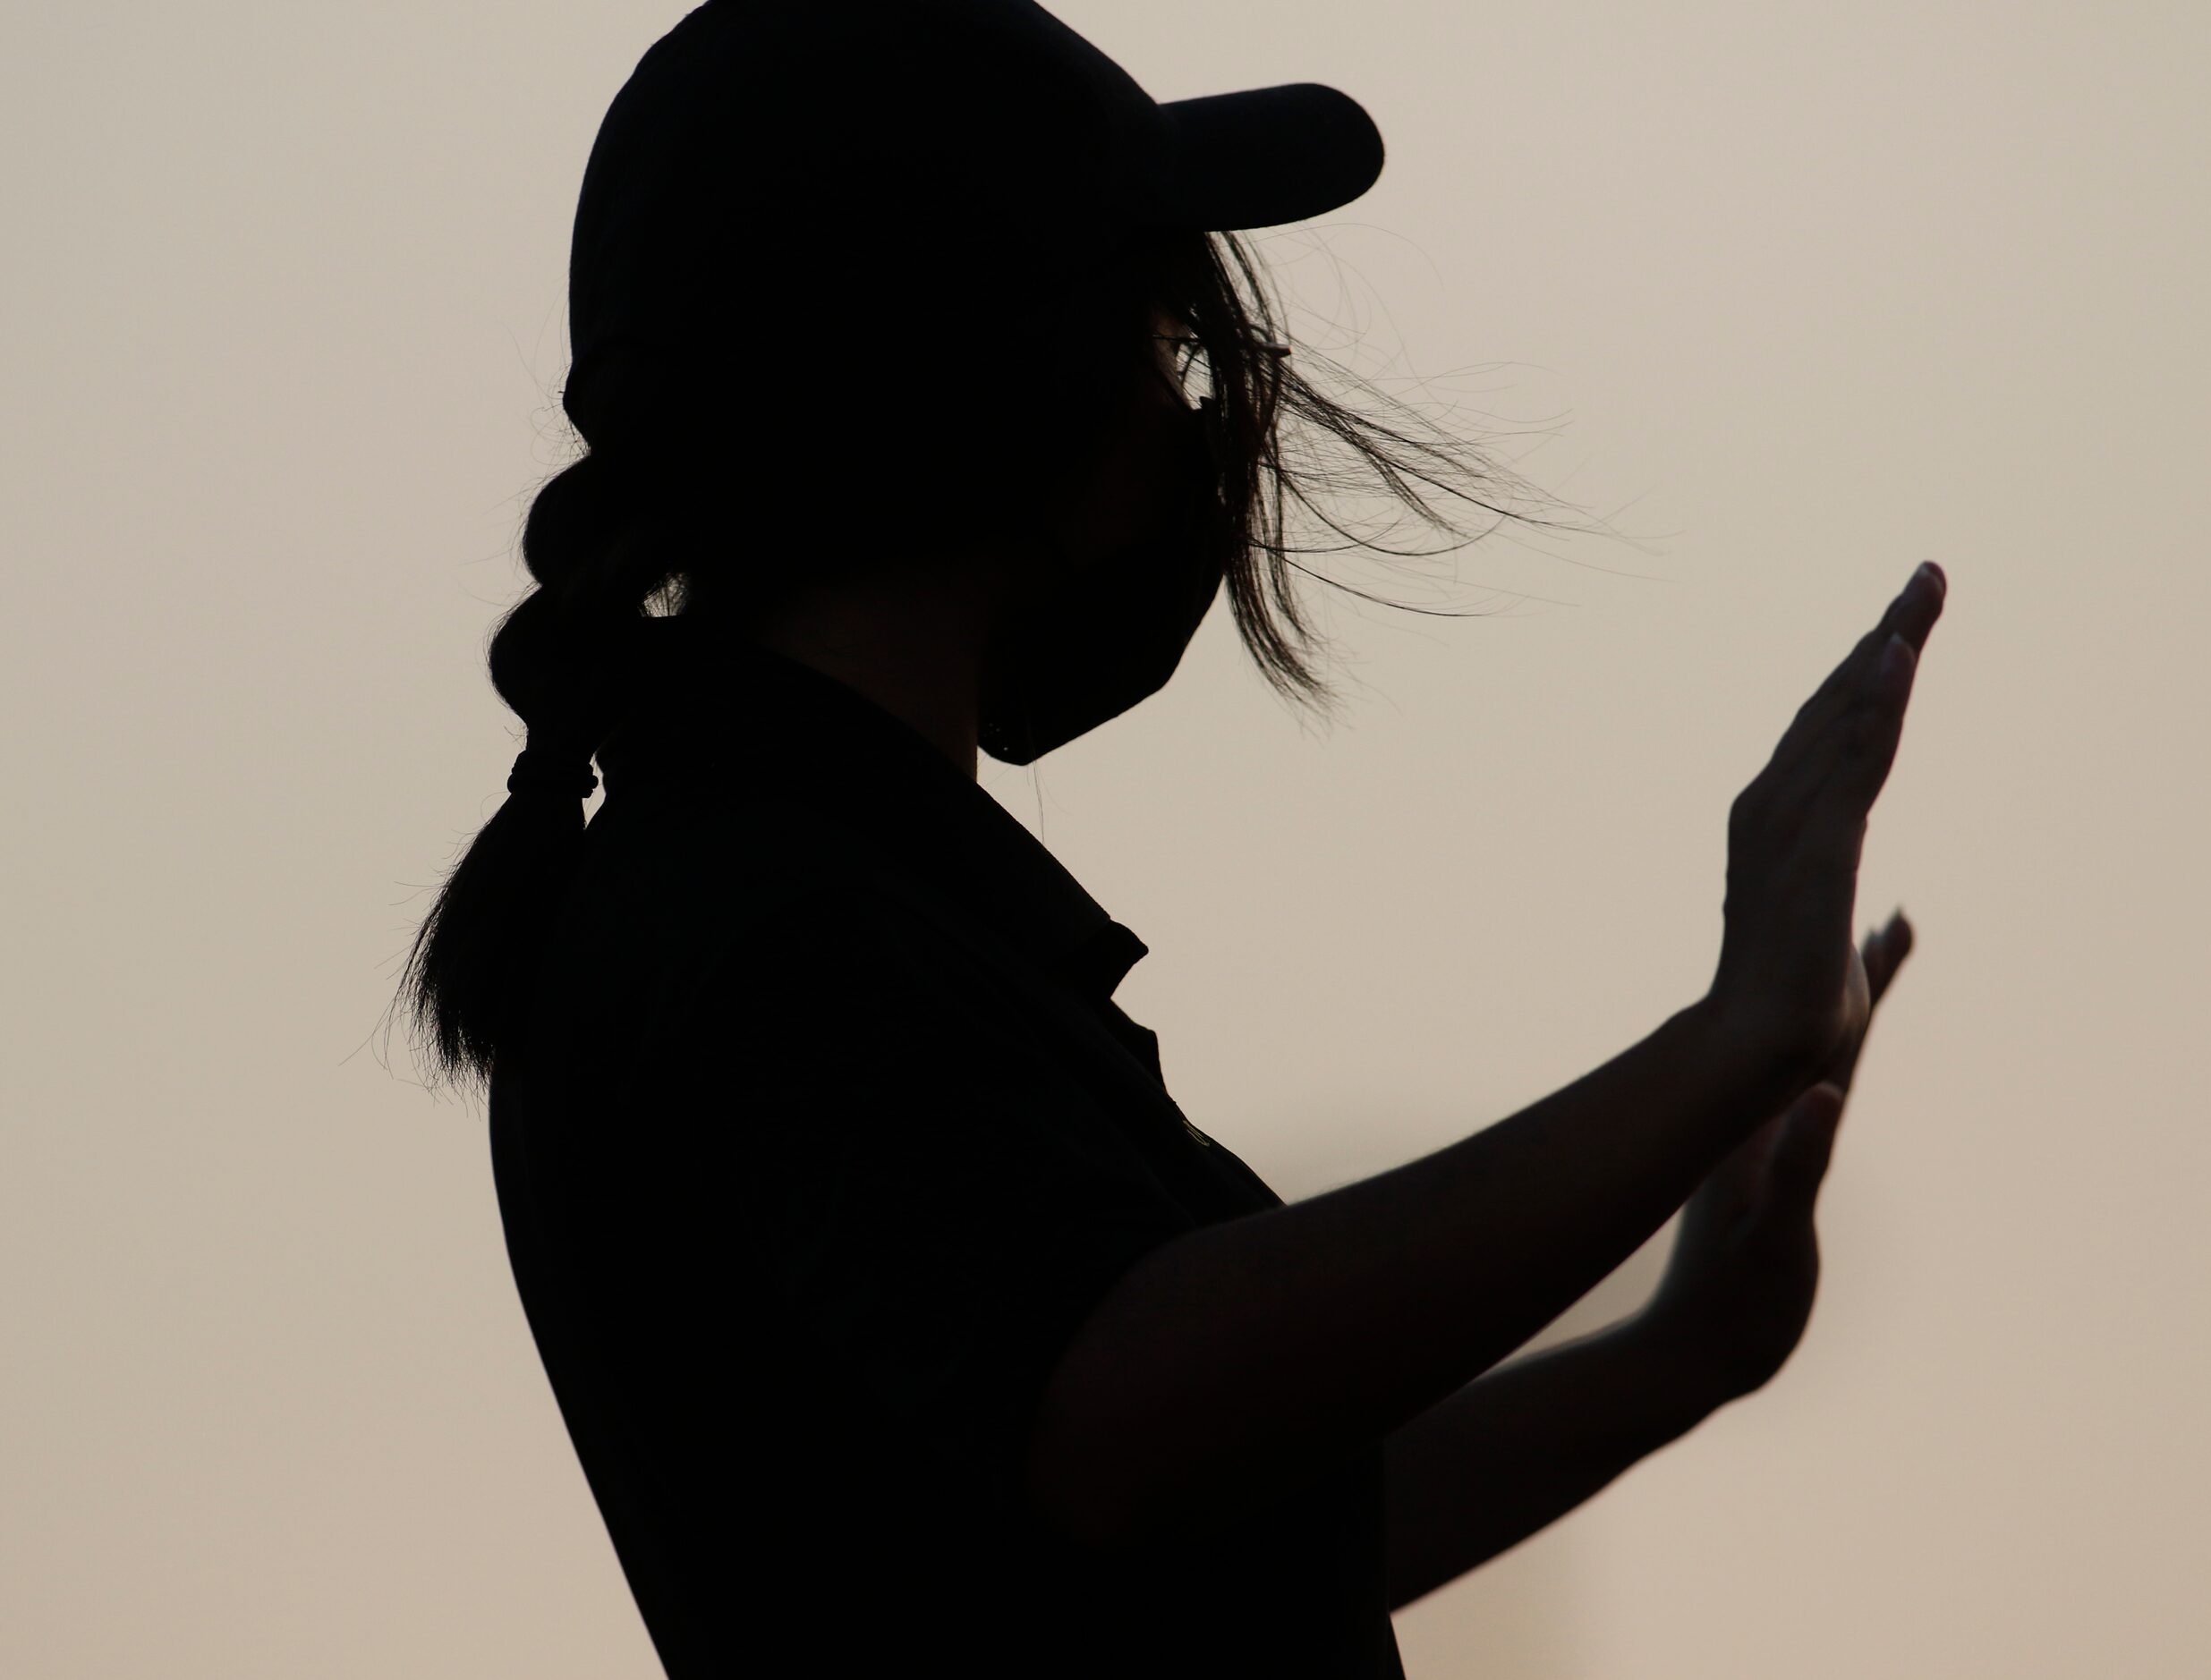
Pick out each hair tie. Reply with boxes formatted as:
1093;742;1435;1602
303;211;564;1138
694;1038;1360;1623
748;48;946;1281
506;740;600;802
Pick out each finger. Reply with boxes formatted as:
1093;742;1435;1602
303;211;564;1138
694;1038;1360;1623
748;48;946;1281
1864;920;1892;1000
1867;911;1913;1006
1770;1082;1846;1210
1790;570;1941;777
1767;562;1946;785
1756;635;1920;881
1705;1113;1788;1216
1892;560;1947;651
1832;633;1918;810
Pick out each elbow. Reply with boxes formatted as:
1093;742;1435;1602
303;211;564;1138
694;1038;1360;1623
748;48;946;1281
1020;1401;1149;1554
1019;1235;1202;1552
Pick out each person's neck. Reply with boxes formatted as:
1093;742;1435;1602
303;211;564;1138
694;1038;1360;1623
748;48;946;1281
737;566;994;780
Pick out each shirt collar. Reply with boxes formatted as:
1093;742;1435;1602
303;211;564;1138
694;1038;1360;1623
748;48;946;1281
591;615;1150;1005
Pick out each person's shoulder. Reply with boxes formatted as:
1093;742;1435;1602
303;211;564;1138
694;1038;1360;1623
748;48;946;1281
579;779;843;912
577;783;974;998
530;786;845;1030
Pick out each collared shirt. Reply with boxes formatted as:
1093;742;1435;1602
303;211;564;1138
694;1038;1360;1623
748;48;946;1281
488;618;1404;1678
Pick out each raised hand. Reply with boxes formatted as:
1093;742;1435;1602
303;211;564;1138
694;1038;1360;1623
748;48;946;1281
1708;560;1945;1075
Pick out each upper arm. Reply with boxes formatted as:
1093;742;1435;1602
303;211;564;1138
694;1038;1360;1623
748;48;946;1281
691;895;1195;1529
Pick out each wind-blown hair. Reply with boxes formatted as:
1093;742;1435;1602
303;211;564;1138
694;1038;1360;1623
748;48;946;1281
387;225;1612;1105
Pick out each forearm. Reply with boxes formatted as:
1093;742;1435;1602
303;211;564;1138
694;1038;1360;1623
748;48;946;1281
1025;997;1812;1549
1382;1314;1730;1611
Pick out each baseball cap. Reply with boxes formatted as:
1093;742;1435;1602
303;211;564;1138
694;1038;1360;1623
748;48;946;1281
561;0;1386;447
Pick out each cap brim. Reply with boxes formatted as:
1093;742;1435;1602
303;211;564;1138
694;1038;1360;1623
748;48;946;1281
1152;83;1384;231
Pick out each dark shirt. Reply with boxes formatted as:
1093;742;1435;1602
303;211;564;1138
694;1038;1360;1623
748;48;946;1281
488;618;1404;1677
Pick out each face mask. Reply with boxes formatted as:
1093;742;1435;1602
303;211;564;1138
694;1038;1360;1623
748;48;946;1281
977;396;1236;765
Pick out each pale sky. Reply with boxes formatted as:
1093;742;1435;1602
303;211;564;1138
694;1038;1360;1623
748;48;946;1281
4;2;2207;1676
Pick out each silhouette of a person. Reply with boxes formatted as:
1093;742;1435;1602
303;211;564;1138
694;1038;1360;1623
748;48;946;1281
401;3;1946;1674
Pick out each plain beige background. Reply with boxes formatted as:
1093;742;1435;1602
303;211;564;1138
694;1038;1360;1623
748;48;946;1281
5;1;2206;1675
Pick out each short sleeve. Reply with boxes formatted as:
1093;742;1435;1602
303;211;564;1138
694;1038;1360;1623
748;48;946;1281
686;891;1198;1522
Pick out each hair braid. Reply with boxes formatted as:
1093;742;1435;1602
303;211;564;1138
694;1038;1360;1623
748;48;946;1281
391;447;682;1102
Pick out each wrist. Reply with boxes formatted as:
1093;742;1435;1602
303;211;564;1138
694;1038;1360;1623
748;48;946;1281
1618;1306;1750;1421
1681;994;1826;1119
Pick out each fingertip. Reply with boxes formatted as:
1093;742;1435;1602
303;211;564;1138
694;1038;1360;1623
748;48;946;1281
1876;632;1913;690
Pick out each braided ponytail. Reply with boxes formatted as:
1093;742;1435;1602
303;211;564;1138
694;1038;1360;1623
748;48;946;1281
390;445;687;1103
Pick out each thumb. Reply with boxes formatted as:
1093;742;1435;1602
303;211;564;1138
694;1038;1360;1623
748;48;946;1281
1769;1082;1847;1210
